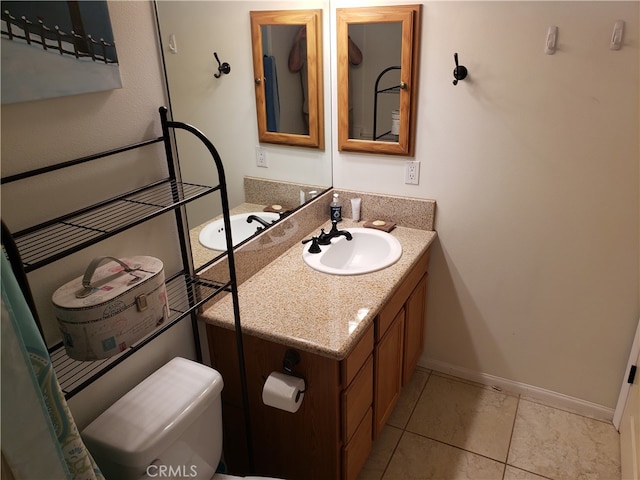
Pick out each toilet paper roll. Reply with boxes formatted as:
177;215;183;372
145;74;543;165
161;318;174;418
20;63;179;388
391;109;400;135
262;371;305;413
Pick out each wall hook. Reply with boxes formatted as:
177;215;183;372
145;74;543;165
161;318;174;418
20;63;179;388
610;20;624;50
452;52;468;86
213;52;231;78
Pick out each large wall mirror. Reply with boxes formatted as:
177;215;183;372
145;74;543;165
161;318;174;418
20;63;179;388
155;1;332;269
250;9;324;149
154;2;422;270
336;4;421;156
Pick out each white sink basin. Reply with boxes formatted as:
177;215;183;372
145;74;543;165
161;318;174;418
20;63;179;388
199;212;280;250
302;228;402;275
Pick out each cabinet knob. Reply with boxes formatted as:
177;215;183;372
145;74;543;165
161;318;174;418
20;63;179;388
255;77;262;85
399;81;407;90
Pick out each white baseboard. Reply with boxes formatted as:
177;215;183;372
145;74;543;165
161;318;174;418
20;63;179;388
421;358;615;423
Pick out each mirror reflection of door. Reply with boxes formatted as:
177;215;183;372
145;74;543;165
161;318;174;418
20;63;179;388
348;22;402;142
261;24;308;135
250;9;324;149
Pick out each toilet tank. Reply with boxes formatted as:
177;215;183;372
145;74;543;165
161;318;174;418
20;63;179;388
82;357;224;480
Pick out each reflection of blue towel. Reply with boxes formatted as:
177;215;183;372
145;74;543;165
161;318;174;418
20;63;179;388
263;55;280;132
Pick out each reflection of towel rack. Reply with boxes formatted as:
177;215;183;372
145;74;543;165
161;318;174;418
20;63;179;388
373;66;401;141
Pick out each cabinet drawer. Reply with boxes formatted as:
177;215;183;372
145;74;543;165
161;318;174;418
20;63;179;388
342;323;374;386
342;355;373;443
342;407;373;480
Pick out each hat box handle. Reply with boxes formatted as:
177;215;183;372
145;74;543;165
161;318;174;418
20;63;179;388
75;256;139;299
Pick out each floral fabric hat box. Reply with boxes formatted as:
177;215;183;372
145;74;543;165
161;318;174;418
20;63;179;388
52;256;169;361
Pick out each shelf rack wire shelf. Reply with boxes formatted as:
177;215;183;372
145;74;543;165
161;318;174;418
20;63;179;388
372;65;401;141
1;106;244;401
11;178;219;273
49;272;228;398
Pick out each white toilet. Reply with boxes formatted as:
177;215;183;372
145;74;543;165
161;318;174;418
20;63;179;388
81;357;280;480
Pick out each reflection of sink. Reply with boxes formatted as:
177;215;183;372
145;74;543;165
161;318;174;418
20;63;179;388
199;212;280;250
302;228;402;275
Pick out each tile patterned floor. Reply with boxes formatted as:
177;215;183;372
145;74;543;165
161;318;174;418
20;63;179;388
358;368;621;480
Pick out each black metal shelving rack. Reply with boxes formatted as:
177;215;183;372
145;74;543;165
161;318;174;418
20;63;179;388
372;65;401;141
1;106;245;400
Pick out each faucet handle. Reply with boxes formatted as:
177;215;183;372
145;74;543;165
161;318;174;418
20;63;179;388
301;236;322;254
317;228;332;245
318;221;340;246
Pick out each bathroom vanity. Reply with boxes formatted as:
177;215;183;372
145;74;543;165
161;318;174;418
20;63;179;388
201;214;435;480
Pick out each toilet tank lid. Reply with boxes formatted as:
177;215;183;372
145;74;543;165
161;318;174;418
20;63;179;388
81;357;223;466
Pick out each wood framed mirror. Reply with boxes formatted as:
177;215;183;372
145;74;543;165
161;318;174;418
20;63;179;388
250;9;324;149
337;5;421;156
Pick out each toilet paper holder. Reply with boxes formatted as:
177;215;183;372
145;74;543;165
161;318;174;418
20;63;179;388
260;349;307;413
283;349;306;397
283;349;300;373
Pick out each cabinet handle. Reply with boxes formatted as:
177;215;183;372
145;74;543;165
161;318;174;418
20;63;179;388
399;81;407;89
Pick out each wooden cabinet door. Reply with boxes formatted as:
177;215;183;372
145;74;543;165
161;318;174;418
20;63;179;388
373;308;405;439
403;273;428;386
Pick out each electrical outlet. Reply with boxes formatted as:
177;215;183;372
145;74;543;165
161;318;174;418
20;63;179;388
405;160;420;185
256;146;268;168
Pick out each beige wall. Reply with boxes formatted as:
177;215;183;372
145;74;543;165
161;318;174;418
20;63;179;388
1;1;196;429
157;0;639;411
331;1;639;410
155;0;333;228
2;0;638;429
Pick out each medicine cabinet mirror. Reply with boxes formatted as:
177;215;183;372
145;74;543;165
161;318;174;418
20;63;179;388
250;9;324;149
336;5;421;156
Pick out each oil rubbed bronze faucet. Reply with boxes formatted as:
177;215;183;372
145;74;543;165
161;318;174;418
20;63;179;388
246;214;274;229
301;220;353;254
317;220;352;246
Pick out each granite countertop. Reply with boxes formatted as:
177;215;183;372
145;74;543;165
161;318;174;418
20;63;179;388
199;219;437;360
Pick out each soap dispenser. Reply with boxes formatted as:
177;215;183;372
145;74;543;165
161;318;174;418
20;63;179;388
330;193;342;222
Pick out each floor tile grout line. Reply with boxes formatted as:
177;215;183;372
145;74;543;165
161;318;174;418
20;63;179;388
375;369;618;480
403;371;520;465
499;462;507;480
386;426;556;480
402;428;510;467
396;373;539;474
381;370;433;479
503;397;569;480
502;395;521;480
380;428;408;480
402;369;433;428
504;463;557;480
